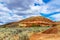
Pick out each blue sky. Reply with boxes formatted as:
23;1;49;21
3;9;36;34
0;0;60;25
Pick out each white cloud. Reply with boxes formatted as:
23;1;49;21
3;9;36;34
34;0;45;5
12;5;41;19
0;2;24;25
49;13;60;21
40;0;60;14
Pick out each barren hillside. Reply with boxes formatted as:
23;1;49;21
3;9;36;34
1;16;55;28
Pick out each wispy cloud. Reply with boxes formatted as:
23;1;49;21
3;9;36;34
41;0;60;14
48;13;60;21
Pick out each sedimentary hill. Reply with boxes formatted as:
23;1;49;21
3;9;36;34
19;16;56;27
1;16;55;28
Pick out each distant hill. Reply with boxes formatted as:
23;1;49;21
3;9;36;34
1;16;55;28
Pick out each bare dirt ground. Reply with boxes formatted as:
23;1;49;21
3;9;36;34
30;33;60;40
30;25;60;40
